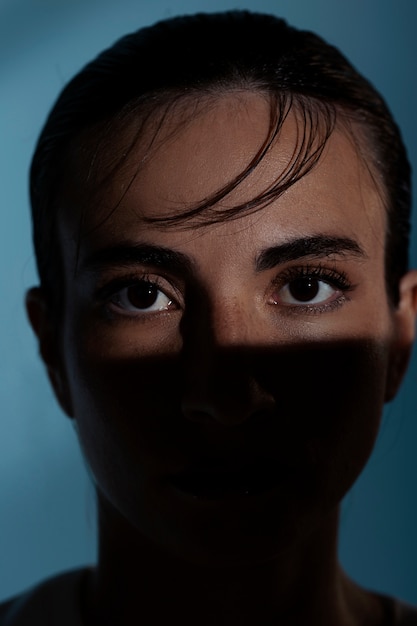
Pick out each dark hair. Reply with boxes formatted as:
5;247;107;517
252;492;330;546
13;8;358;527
30;10;411;308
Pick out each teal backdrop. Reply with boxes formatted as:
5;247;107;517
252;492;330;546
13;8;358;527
1;0;416;604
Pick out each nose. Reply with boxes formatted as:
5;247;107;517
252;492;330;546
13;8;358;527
180;298;276;426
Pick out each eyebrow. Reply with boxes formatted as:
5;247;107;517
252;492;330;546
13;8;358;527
81;243;194;275
80;234;366;276
255;235;366;271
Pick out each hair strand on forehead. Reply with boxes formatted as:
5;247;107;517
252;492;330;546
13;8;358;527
29;10;411;311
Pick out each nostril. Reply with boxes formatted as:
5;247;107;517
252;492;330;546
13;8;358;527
181;383;276;427
180;347;277;426
181;405;217;425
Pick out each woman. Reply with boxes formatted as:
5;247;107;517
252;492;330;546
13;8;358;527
2;10;417;625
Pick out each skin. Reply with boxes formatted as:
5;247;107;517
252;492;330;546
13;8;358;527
27;92;417;625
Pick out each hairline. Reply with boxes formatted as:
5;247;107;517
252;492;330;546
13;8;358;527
48;86;395;316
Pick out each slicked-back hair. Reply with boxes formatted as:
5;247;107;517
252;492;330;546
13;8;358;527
30;11;411;310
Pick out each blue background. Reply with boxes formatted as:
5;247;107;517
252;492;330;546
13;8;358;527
1;0;417;604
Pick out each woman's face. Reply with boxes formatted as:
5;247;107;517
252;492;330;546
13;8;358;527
40;93;416;565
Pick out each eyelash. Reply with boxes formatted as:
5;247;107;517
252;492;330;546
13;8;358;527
96;273;180;318
95;264;354;320
269;264;354;314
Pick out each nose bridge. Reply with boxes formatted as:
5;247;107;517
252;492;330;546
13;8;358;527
209;293;250;347
180;292;249;390
183;232;258;348
180;287;275;426
184;286;253;354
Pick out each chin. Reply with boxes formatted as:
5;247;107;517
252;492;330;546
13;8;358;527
118;469;339;567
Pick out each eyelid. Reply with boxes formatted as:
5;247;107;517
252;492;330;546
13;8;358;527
268;263;355;314
94;272;184;315
271;264;351;288
95;270;180;296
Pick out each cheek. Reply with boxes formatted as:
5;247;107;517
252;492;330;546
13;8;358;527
260;339;389;497
68;350;189;473
63;302;393;565
61;306;189;508
69;335;389;496
67;350;191;543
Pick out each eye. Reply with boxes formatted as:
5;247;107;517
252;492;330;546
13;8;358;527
269;266;353;311
110;281;174;314
276;276;338;306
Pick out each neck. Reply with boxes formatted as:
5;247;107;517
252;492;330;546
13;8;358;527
82;502;384;626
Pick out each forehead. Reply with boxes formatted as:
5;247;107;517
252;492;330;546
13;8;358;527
60;92;385;259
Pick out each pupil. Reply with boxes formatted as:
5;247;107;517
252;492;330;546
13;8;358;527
127;283;158;309
289;277;319;302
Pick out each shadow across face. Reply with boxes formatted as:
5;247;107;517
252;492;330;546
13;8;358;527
72;336;390;564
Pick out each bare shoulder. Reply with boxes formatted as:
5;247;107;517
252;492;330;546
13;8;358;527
0;568;89;626
342;575;417;626
386;596;417;625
